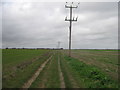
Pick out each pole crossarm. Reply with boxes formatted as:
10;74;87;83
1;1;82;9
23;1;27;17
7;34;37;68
65;5;78;8
65;17;78;21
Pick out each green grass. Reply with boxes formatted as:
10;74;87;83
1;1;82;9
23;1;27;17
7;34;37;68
3;49;50;74
2;49;51;88
45;52;60;88
63;56;118;88
30;59;51;88
71;49;118;81
3;49;48;65
60;52;77;88
30;51;60;88
2;49;119;88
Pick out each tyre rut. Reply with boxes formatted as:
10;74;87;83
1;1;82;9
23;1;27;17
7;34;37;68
22;55;53;88
58;53;65;88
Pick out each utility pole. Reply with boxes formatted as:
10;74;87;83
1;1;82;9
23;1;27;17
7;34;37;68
65;2;79;57
58;41;61;49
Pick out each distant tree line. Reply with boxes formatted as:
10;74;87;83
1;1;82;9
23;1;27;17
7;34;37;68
5;47;63;50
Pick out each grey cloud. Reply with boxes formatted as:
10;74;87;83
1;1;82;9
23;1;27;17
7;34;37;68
2;2;118;49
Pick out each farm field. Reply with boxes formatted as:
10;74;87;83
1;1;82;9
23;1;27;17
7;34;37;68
2;49;119;88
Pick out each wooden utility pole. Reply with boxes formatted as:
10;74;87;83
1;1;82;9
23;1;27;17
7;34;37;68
58;41;61;49
65;2;79;57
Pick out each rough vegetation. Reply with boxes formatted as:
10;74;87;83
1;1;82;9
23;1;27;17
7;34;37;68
2;49;119;88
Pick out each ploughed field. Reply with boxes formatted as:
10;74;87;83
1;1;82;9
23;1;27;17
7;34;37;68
2;49;119;88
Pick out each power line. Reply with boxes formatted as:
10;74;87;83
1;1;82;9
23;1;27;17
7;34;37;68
65;2;79;57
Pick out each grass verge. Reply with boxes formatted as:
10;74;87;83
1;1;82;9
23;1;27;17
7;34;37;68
64;56;118;88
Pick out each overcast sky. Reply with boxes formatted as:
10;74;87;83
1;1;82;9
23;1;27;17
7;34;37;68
1;1;118;49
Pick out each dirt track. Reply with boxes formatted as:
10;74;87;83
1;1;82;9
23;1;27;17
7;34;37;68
58;53;65;88
22;55;53;88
